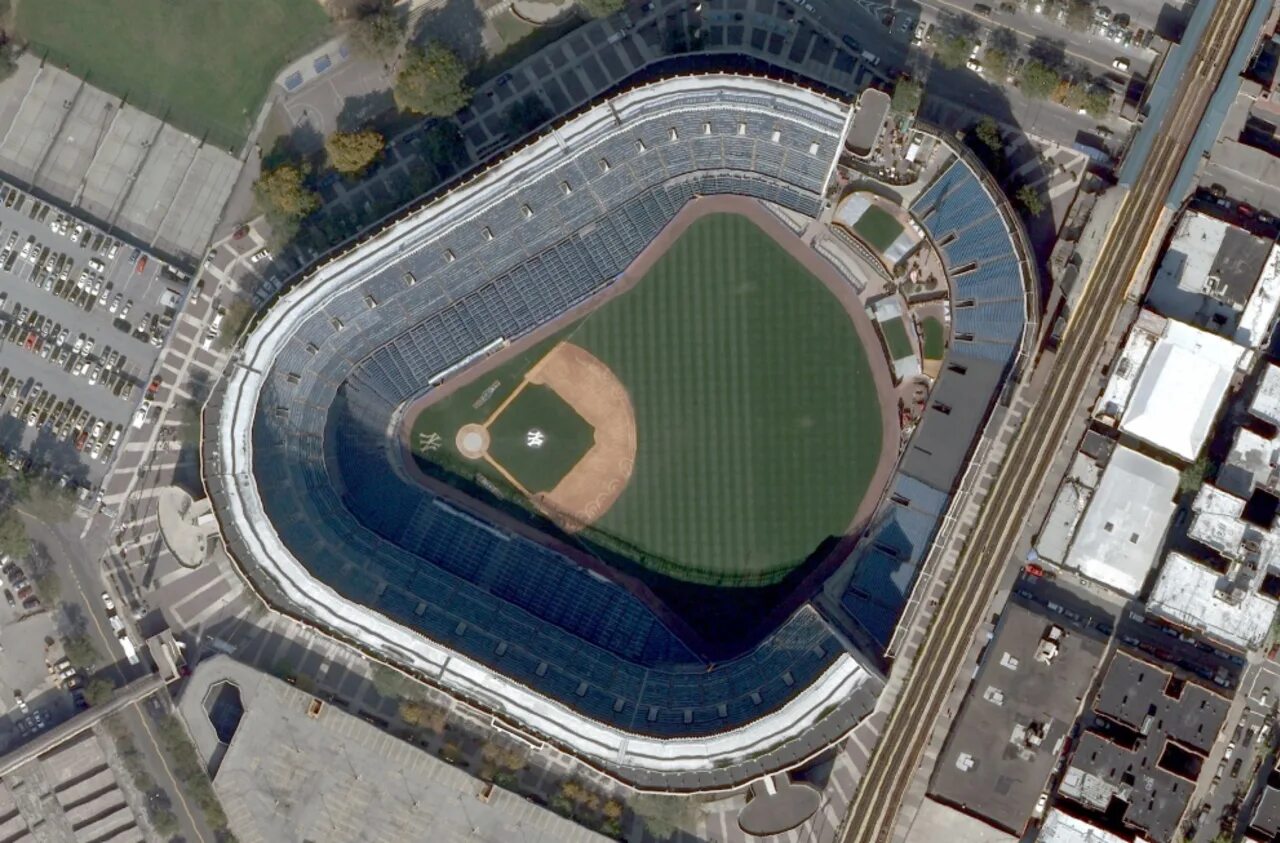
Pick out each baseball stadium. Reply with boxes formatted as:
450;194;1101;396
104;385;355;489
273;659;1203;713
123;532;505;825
202;74;1034;786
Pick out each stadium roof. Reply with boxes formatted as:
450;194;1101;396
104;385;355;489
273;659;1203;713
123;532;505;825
1061;446;1178;596
1147;551;1278;650
1119;319;1244;461
206;74;885;780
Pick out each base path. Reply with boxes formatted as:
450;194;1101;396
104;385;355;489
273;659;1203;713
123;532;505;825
525;341;637;532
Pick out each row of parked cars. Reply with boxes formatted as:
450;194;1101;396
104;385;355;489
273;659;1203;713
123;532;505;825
0;369;123;460
3;225;133;320
1;296;141;401
1;557;43;615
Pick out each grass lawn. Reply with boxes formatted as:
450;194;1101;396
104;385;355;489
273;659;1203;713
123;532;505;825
852;205;905;253
920;316;946;360
486;384;595;493
16;0;330;151
879;316;914;360
412;213;883;586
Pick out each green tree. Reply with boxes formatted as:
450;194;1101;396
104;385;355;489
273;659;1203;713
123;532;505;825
326;128;386;176
1016;183;1045;216
0;40;20;84
253;164;319;220
505;95;552;137
84;677;116;706
1083;88;1112;119
215;299;255;351
631;794;696;841
1180;454;1213;494
1065;0;1094;31
14;476;74;522
394;44;471;117
0;508;27;559
579;0;624;17
33;571;59;604
983;47;1012;80
891;78;922;113
1019;60;1061;99
974;116;1002;152
349;5;404;60
936;34;973;70
63;635;100;670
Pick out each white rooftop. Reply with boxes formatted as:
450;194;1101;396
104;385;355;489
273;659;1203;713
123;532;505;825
1188;488;1249;558
1148;551;1278;650
1253;362;1280;428
1236;243;1280;348
1119;319;1245;461
1062;446;1180;596
1095;310;1162;423
1038;809;1128;843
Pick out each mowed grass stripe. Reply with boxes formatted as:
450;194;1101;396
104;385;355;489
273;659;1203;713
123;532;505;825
412;212;883;585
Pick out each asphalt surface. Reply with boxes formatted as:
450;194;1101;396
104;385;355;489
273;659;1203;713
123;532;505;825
836;0;1258;838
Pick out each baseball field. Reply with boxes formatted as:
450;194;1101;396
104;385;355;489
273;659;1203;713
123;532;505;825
409;211;886;586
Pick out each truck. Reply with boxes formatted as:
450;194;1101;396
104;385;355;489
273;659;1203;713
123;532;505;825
117;632;140;666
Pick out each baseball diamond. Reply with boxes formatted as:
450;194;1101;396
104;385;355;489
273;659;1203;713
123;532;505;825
407;211;886;586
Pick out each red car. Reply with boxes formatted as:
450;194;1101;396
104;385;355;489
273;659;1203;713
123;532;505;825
74;431;88;452
135;255;148;274
146;376;162;398
1024;562;1045;578
23;332;36;351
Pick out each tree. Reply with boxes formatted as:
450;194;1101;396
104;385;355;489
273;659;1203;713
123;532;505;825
399;698;448;732
0;508;27;559
983;47;1012;81
1180;454;1213;494
1065;0;1094;31
1016;184;1045;216
33;571;59;604
84;677;116;706
14;476;74;522
890;78;922;113
1083;88;1112;119
0;40;20;84
394;44;471;117
253;163;319;220
631;793;696;841
63;635;99;670
215;299;255;351
578;0;624;17
1019;60;1061;99
504;95;552;137
349;5;404;60
974;116;1002;152
326;128;385;176
936;34;972;70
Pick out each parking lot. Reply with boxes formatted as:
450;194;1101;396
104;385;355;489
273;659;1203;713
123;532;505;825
0;554;74;751
0;180;189;487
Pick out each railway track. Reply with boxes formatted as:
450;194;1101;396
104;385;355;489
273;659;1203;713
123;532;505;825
836;2;1256;840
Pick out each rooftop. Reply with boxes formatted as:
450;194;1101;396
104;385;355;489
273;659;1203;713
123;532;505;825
1219;426;1280;498
846;88;891;158
1059;652;1229;842
1253;363;1280;428
1119;318;1244;461
178;657;609;843
1250;765;1280;838
1147;211;1267;317
1147;551;1278;650
1061;446;1180;596
1038;809;1129;843
1095;310;1163;423
930;599;1107;834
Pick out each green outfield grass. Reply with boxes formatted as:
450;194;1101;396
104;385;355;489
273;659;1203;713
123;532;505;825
852;205;905;252
16;0;330;150
411;213;884;586
880;316;914;360
920;316;946;360
486;384;594;493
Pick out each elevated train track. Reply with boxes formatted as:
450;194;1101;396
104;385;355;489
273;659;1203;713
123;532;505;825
837;0;1257;839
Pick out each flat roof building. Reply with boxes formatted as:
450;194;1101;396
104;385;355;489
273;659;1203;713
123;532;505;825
930;599;1107;834
1058;652;1229;843
178;657;609;843
1252;363;1280;428
1147;551;1278;651
1119;319;1245;461
846;88;891;158
1146;210;1280;348
1038;809;1129;843
1248;765;1280;840
1061;446;1180;596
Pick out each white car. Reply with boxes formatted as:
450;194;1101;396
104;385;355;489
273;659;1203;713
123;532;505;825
1112;57;1129;71
84;338;95;354
90;420;104;439
108;294;121;314
108;428;121;447
119;301;131;319
107;242;118;260
101;592;115;613
88;366;100;386
72;336;84;353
